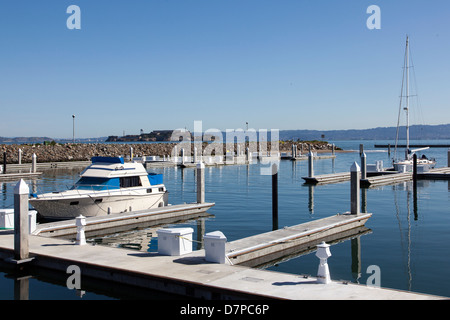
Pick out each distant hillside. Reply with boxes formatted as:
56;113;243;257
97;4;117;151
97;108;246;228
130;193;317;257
1;124;449;144
279;124;450;141
0;137;107;144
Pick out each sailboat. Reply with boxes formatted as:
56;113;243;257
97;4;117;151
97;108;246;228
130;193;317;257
393;36;436;173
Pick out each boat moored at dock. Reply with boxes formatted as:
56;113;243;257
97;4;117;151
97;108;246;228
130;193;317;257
29;157;168;220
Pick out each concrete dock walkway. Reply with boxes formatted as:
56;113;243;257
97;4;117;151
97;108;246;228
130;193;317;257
0;212;444;300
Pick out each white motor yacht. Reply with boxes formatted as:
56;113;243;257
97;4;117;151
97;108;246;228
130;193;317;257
30;156;168;220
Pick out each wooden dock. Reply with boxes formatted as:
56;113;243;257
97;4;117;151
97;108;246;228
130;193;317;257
0;211;443;300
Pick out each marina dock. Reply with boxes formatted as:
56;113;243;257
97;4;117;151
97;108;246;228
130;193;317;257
0;211;443;300
0;172;42;181
33;202;215;239
302;172;350;185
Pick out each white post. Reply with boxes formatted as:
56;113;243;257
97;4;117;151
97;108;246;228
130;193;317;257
173;146;178;163
18;149;22;165
130;147;133;161
197;162;205;204
308;151;314;177
316;241;332;284
194;147;198;163
14;179;30;261
31;153;37;173
75;215;87;245
181;148;185;165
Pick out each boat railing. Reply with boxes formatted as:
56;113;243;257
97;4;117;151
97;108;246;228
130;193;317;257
33;184;152;200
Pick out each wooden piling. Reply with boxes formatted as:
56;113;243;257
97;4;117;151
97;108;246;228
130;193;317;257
272;163;278;231
361;153;367;180
448;149;450;168
350;162;360;215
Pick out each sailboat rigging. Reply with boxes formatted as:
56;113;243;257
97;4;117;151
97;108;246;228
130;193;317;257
393;36;436;173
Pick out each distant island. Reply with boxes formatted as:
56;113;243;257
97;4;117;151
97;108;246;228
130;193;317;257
106;130;174;142
1;124;449;144
279;123;450;141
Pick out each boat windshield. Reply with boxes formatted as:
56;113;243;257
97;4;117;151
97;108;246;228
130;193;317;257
71;177;120;191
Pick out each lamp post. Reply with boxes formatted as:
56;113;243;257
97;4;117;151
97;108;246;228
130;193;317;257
72;114;75;143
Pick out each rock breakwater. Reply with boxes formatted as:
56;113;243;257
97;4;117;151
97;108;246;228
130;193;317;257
0;141;339;164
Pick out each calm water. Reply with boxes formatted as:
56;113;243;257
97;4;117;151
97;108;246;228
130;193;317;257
1;139;449;299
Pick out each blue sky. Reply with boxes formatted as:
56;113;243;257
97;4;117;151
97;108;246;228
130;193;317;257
1;0;449;138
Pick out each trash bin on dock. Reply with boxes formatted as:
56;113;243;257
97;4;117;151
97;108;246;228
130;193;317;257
157;228;194;256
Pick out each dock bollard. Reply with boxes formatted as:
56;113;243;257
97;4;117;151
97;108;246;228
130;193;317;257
316;241;332;284
14;179;30;261
350;162;361;215
197;162;205;204
75;215;87;245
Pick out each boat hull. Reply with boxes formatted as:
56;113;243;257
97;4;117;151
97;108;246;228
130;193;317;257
30;191;168;220
393;159;436;173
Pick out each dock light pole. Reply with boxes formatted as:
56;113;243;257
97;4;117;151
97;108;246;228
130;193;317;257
72;114;75;143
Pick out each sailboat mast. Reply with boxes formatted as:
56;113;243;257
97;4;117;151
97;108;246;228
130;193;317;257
405;35;410;155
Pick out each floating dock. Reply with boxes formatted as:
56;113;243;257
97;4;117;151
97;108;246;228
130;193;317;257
302;172;350;185
5;161;90;171
304;167;450;186
0;172;43;181
0;211;443;300
33;202;215;239
226;213;371;267
281;154;336;161
375;144;450;148
361;167;450;187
